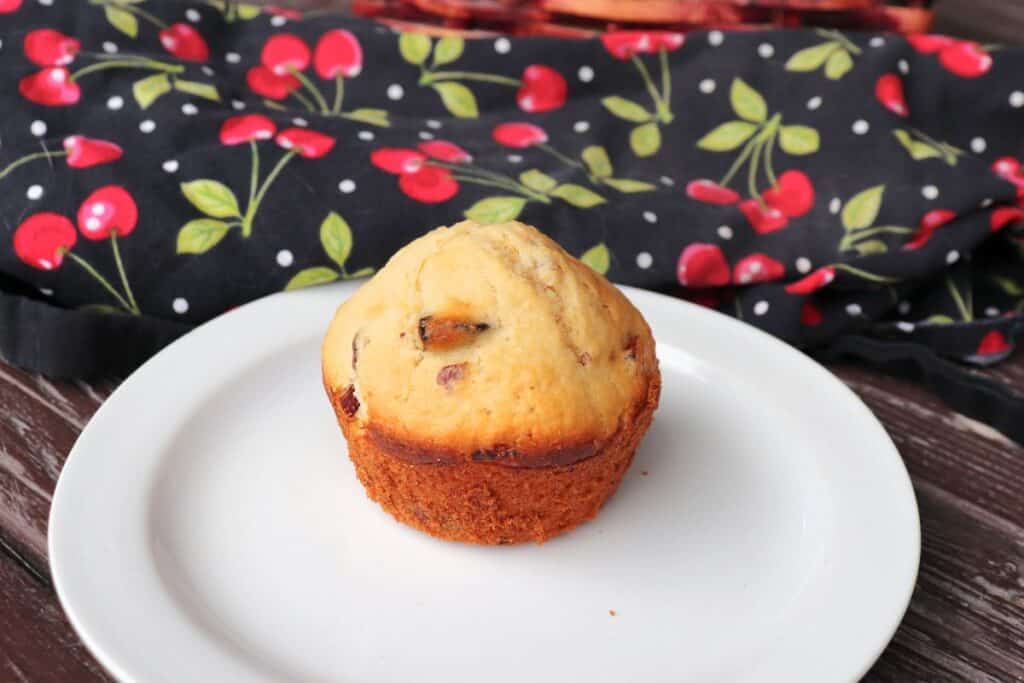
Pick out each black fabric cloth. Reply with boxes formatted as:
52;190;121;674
3;2;1024;440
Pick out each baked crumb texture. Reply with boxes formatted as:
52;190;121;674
323;220;661;544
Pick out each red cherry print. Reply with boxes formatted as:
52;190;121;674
516;65;567;113
261;34;311;76
0;0;22;12
800;302;823;326
976;330;1011;356
417;141;471;163
265;5;303;20
398;166;459;203
370;148;426;175
492;122;548;148
63;136;123;168
991;157;1024;187
219;115;277;145
907;34;956;54
739;199;789;234
685;179;740;205
761;170;814;218
676;243;730;288
938;41;992;78
314;29;363;79
275;128;335;158
19;67;80;106
77;186;138;240
13;213;76;271
875;74;909;117
732;253;785;285
159;23;209;62
246;65;300;100
600;31;684;60
904;209;956;250
784;266;836;295
991;207;1024;232
24;29;80;67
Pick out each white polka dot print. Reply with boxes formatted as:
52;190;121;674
758;43;775;59
869;37;885;48
201;65;215;77
172;298;189;314
225;52;241;64
699;78;716;94
507;154;523;164
753;300;770;316
846;303;863;316
807;96;822;110
39;288;53;296
708;30;724;47
292;117;308;127
102;41;118;54
945;250;959;264
795;257;812;274
981;198;994;208
898;59;910;75
26;184;43;200
922;185;939;200
985;306;1000;317
357;131;374;141
181;102;198;115
30;120;47;137
717;225;733;240
829;197;842;214
493;37;511;54
896;321;915;333
1011;91;1024;108
642;211;657;224
162;159;179;173
426;119;442;129
660;176;674;186
185;8;201;22
573;121;590;133
338;179;356;194
38;0;54;6
852;119;870;135
231;99;246;111
971;137;987;154
897;301;911;315
636;252;653;269
418;131;434;140
139;119;156;133
106;95;124;110
276;250;294;267
387;84;404;101
270;14;287;27
577;66;594;83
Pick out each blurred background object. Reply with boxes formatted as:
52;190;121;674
268;0;1023;43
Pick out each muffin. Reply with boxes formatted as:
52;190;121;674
322;220;660;544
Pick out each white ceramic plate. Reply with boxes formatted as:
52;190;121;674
50;282;919;683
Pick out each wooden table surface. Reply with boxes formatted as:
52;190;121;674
1;355;1023;682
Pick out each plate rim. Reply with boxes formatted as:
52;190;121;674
49;282;920;683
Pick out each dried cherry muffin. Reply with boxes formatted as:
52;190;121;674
322;220;660;544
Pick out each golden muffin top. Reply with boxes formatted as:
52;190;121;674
322;220;658;464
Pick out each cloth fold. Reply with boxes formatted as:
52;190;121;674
3;2;1024;441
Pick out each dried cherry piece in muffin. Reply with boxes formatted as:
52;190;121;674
418;316;490;350
437;362;467;389
339;384;360;417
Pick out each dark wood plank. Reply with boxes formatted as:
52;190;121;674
0;363;114;576
0;549;111;682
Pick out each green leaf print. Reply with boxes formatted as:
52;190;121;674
432;82;478;118
581;146;613;178
181;180;241;218
580;243;611;275
132;73;171;109
785;42;839;71
825;49;854;80
778;125;820;155
630;123;661;157
345;108;390;127
432;37;464;67
320;212;353;270
105;5;138;38
602;178;656;193
519;169;558;193
399;33;431;65
551;184;606;208
730;78;767;123
174;80;220;102
286;267;340;290
464;196;527;222
697;121;758;152
854;239;888;255
842;185;885;231
177;218;231;254
601;96;652;123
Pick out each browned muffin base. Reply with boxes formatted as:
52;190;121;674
328;376;660;545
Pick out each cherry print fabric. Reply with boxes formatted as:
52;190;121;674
3;2;1024;441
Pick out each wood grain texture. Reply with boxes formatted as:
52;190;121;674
1;358;1024;681
0;550;111;682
